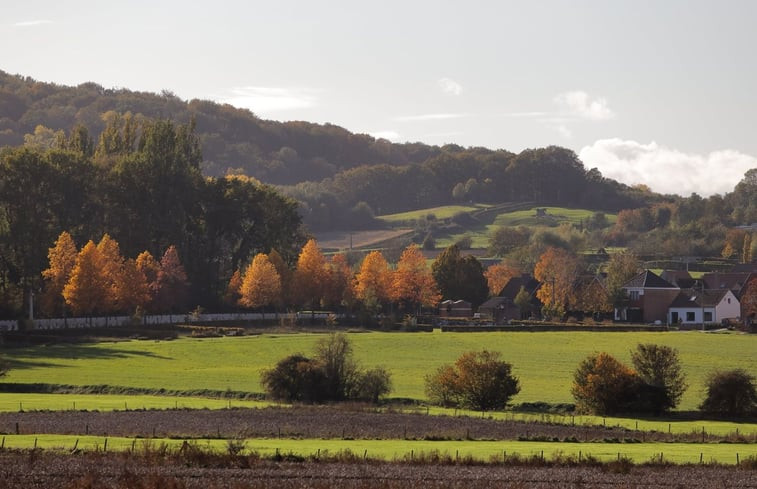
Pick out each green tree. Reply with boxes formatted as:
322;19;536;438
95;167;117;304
700;369;757;417
431;245;488;306
630;344;687;413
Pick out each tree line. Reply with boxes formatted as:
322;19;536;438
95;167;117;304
0;118;305;319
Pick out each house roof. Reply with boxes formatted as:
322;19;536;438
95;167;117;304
702;272;753;296
497;274;540;298
660;270;692;287
731;262;757;273
478;296;510;310
623;270;676;289
669;289;732;308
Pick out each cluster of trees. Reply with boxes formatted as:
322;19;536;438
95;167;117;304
262;333;392;403
224;240;442;317
573;344;757;417
572;344;687;415
41;232;189;317
0;117;305;319
425;350;520;411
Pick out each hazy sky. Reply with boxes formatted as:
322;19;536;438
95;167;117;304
2;0;756;196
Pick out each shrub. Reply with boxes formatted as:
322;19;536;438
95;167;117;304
425;350;519;411
263;334;392;404
571;352;639;415
700;369;757;416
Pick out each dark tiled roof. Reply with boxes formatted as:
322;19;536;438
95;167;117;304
660;270;692;287
479;296;510;310
702;272;752;293
669;289;731;308
623;270;676;289
498;274;540;298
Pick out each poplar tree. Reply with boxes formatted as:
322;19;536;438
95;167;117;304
63;241;108;316
41;231;78;315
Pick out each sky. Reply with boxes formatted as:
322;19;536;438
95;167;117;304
2;0;756;197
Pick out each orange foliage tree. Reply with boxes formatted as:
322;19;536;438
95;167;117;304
63;240;108;316
293;239;327;310
391;244;440;313
355;251;392;308
41;231;78;316
224;269;243;306
135;250;160;310
153;245;189;313
268;249;293;306
534;247;582;317
323;253;356;310
97;234;125;313
239;253;282;310
115;258;150;314
484;260;520;296
571;352;639;415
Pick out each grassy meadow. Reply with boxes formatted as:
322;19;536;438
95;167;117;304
2;331;755;411
0;434;752;465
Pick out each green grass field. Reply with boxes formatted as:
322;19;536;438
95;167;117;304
378;205;487;223
2;331;755;411
431;205;618;249
0;393;269;412
0;435;752;465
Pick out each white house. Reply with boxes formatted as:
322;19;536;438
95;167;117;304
667;289;740;325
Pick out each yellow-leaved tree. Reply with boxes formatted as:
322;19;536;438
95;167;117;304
239;253;281;312
533;247;581;318
293;239;327;311
391;244;440;313
97;234;125;314
483;260;520;297
41;231;78;316
63;240;108;316
355;251;392;309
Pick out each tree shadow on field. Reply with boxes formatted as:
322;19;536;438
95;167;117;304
2;343;169;371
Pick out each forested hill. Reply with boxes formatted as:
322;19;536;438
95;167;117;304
0;70;440;183
0;70;650;230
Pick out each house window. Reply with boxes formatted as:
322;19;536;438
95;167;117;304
686;312;695;322
704;312;713;322
629;290;639;301
727;298;731;304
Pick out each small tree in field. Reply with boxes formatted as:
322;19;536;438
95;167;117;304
700;369;757;417
425;351;520;411
630;343;687;413
572;352;639;415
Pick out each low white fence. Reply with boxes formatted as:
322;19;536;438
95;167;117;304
0;312;296;332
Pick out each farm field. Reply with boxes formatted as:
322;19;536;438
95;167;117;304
0;434;753;465
0;393;268;412
0;452;752;489
313;228;413;251
2;331;755;410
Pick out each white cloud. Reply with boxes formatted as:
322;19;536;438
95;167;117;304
369;130;400;141
14;20;52;27
579;138;757;196
395;113;468;122
554;90;614;121
220;86;317;114
438;77;463;96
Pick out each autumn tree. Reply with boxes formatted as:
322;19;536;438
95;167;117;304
268;249;292;306
224;269;243;306
135;250;160;310
392;244;440;313
153;246;189;313
293;239;327;311
41;231;78;316
115;258;150;314
63;241;108;316
741;276;757;328
573;277;612;318
355;251;392;307
97;234;125;313
533;247;582;318
425;350;520;411
572;352;639;415
484;260;520;296
239;253;281;311
323;253;356;310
